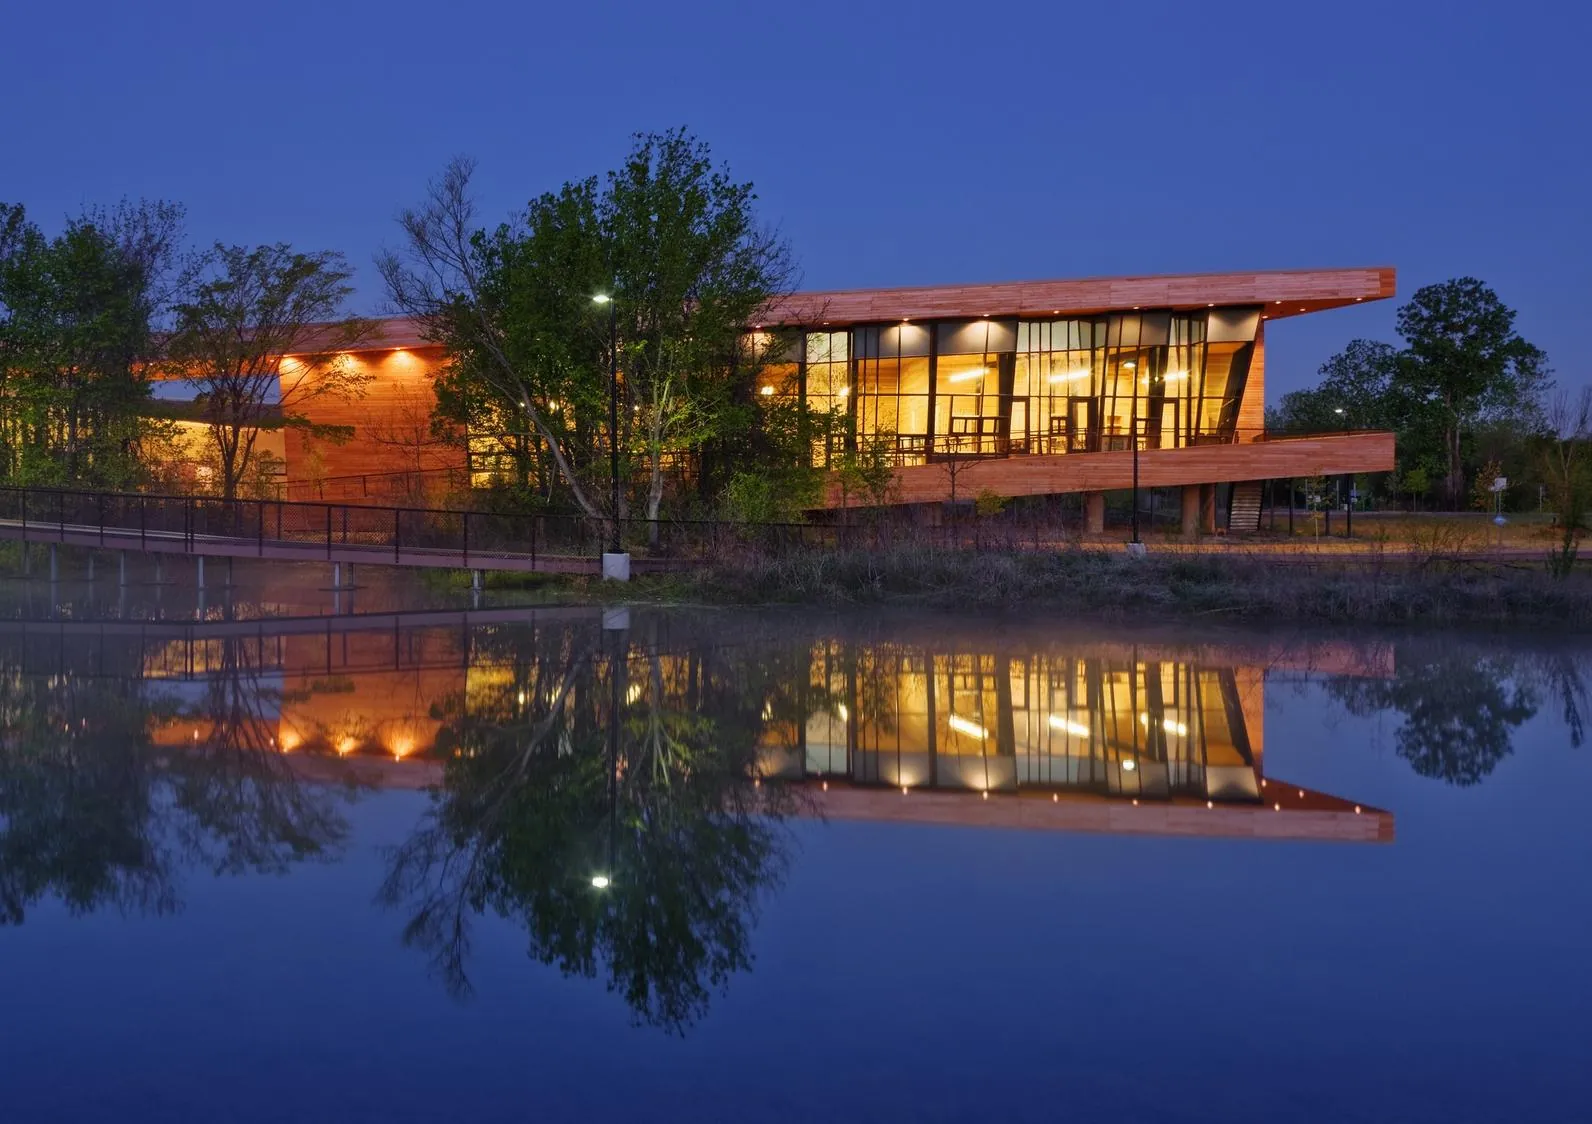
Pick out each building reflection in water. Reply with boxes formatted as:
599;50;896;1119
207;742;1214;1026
0;609;1396;1030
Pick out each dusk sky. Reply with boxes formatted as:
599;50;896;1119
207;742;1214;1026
4;0;1587;397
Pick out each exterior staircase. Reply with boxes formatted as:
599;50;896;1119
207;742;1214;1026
1228;480;1264;533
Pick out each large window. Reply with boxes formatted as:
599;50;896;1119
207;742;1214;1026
1014;320;1102;453
934;319;1016;456
804;331;850;466
855;325;931;463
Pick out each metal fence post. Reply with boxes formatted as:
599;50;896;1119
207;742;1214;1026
98;493;106;547
325;505;332;560
257;501;265;557
394;507;402;564
139;495;146;549
461;510;469;567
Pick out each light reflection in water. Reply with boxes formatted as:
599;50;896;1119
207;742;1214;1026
2;607;1585;1028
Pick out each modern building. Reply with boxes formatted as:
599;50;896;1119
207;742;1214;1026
237;266;1399;533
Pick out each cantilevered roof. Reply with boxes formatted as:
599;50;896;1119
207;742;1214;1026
753;266;1396;328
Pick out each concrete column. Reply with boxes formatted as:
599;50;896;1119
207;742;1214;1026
1181;486;1202;539
1200;485;1217;534
1084;492;1105;534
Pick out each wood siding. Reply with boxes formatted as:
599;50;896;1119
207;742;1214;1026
1236;320;1267;434
824;431;1396;507
286;345;464;485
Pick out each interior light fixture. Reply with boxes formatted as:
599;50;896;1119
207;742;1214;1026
1122;758;1138;772
1048;715;1091;738
1048;369;1090;384
836;386;850;397
948;715;989;740
760;385;775;396
1163;370;1188;381
947;368;988;384
1123;361;1137;370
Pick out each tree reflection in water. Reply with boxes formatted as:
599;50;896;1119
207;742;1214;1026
1327;644;1588;786
0;633;354;925
379;619;801;1033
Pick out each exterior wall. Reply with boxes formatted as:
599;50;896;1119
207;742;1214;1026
283;345;464;495
1236;319;1267;436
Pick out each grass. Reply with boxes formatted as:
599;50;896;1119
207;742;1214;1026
625;541;1592;629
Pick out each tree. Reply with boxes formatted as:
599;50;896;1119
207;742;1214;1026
167;244;371;500
382;132;795;543
605;129;796;545
1541;387;1592;578
381;159;613;521
0;200;186;488
1394;278;1550;506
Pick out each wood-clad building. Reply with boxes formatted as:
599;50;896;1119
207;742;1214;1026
253;266;1398;524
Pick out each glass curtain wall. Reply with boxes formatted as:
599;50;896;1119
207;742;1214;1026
749;307;1256;464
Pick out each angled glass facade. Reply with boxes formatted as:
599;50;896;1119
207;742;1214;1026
760;306;1260;466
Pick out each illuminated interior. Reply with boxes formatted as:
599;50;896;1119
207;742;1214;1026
760;308;1259;465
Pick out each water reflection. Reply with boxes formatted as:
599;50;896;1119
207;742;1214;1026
6;608;1586;1028
1324;643;1588;786
0;628;352;925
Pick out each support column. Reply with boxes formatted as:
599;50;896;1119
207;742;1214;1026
1200;484;1217;535
1084;492;1105;535
1181;485;1202;539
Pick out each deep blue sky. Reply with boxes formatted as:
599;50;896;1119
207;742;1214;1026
4;0;1587;397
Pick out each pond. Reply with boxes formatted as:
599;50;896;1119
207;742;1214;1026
0;566;1588;1122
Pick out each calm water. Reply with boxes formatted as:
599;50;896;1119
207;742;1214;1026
1;564;1589;1122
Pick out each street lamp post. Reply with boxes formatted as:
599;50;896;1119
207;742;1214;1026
1131;410;1141;544
592;293;620;555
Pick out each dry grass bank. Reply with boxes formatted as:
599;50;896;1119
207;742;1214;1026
648;544;1592;629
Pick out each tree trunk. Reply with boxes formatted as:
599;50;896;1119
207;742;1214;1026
647;454;664;549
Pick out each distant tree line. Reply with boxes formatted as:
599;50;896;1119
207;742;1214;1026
1269;280;1588;531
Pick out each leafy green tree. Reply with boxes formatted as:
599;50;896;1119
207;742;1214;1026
0;200;186;489
381;131;794;540
1394;278;1551;506
167;244;371;500
608;129;795;544
383;161;612;519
